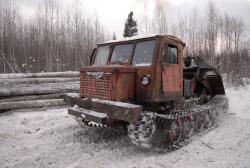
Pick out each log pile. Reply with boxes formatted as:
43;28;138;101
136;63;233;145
0;72;80;112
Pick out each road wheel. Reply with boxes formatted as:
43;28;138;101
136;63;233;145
204;111;213;128
167;119;183;145
182;116;195;139
211;109;219;124
195;112;204;132
127;113;157;148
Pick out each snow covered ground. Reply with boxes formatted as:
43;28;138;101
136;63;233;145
0;84;250;168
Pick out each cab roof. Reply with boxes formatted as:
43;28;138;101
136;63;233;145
98;34;186;47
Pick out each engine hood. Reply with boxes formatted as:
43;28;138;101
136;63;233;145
80;65;136;101
80;65;136;73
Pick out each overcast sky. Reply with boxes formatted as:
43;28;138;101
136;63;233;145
18;0;250;37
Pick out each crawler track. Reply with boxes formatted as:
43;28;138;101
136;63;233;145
127;95;229;151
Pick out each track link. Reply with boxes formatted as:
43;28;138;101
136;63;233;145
127;95;228;151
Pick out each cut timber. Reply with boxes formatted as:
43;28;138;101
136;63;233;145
0;77;79;86
0;93;67;103
0;99;65;111
0;71;79;79
0;82;79;97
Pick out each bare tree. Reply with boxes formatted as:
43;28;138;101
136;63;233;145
136;0;250;85
205;0;219;65
153;0;168;34
0;0;249;86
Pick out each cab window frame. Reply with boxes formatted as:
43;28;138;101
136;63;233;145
131;39;157;67
162;42;178;65
110;42;134;65
93;45;111;66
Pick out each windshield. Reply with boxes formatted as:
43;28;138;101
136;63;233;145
111;44;133;63
93;46;110;65
132;40;156;66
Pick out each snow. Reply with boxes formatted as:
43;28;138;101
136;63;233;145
0;71;79;79
0;84;250;168
0;82;79;97
72;107;108;118
92;98;142;109
86;72;105;80
66;93;79;98
99;34;160;44
82;109;107;118
0;78;79;86
226;81;250;119
134;63;152;66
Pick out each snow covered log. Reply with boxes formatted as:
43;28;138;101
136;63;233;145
0;93;68;103
0;77;79;86
0;72;80;111
0;99;65;111
0;71;79;79
0;82;79;97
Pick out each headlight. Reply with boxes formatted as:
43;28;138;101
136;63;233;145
141;75;151;86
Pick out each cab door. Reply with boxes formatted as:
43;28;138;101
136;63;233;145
161;42;183;100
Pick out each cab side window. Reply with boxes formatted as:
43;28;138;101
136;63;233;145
162;44;178;64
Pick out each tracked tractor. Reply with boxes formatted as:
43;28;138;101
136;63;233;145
66;34;228;150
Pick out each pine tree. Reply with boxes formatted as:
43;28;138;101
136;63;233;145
123;12;138;37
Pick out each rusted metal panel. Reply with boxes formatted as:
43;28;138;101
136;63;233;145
68;108;107;123
81;35;186;104
162;64;182;94
135;67;154;102
67;95;143;123
114;72;135;101
106;103;142;123
160;37;184;101
80;72;113;100
80;66;136;101
151;39;164;102
80;65;136;73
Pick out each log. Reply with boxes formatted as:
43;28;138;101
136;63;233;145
0;77;79;86
0;93;67;103
0;71;80;79
0;99;65;111
0;82;79;97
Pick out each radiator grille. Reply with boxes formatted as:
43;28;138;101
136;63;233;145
80;72;113;100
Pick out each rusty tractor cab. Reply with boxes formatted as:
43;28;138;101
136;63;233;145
67;34;227;149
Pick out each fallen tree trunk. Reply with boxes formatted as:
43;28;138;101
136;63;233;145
0;77;79;86
0;82;79;97
0;99;65;111
0;71;80;79
0;93;67;103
